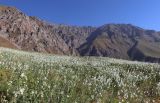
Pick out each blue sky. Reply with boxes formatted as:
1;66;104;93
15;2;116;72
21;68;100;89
0;0;160;30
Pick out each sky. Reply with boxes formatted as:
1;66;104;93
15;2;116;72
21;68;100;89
0;0;160;30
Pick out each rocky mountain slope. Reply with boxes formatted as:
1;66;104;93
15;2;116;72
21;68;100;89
78;24;160;62
0;5;160;62
0;6;95;55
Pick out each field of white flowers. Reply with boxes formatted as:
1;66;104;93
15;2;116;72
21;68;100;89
0;47;160;103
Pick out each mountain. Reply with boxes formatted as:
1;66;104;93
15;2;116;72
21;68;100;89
0;5;160;62
0;6;95;55
78;24;160;62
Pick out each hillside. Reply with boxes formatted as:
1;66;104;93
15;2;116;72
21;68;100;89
78;24;160;62
0;47;160;102
0;6;95;55
0;6;160;62
0;35;18;49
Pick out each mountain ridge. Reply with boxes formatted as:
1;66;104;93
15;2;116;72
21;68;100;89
0;5;160;63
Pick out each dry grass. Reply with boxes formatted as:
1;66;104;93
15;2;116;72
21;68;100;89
0;36;18;49
137;40;160;57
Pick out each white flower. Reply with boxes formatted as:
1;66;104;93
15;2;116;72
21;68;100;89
40;91;44;97
20;73;25;78
91;95;94;99
19;88;25;95
20;73;27;80
31;91;35;95
67;95;70;98
8;81;13;86
60;91;64;95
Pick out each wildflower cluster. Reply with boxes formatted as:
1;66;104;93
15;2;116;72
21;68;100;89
0;47;160;103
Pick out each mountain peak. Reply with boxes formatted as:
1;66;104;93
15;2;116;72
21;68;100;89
100;23;144;31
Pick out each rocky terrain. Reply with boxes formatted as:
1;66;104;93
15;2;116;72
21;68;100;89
0;6;95;55
0;5;160;62
78;24;160;62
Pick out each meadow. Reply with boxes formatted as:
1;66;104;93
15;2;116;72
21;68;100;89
0;47;160;103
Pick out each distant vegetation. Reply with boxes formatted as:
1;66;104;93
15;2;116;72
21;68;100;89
0;47;160;103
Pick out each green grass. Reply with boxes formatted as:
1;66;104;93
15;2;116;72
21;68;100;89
0;47;160;103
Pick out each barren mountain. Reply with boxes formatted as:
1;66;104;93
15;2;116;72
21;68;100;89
0;5;160;62
0;6;95;55
78;24;160;62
